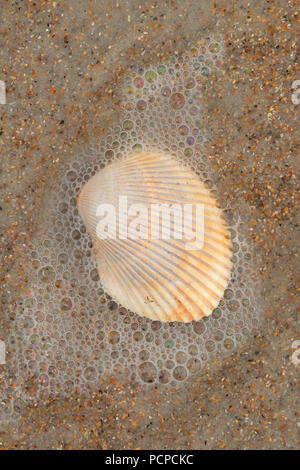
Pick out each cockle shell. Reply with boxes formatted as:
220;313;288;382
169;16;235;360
77;152;232;322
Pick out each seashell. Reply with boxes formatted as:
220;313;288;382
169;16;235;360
77;152;232;322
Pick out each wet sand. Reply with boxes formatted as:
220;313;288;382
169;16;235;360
0;0;299;449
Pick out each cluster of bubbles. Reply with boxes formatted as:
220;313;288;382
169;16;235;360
2;39;261;412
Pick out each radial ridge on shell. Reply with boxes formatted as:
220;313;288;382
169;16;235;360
77;152;232;322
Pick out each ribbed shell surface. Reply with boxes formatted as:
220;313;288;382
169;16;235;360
77;152;232;322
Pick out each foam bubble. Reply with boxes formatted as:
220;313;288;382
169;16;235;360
2;39;262;413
